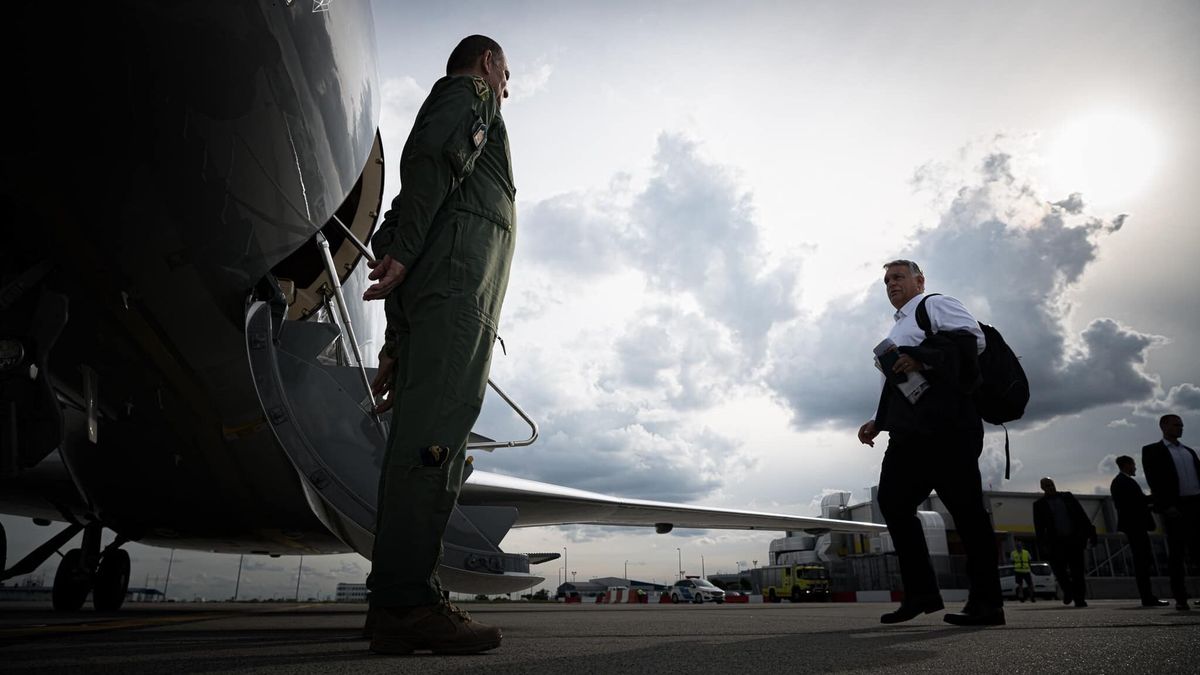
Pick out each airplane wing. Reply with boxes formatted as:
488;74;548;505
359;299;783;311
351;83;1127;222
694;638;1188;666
461;469;885;534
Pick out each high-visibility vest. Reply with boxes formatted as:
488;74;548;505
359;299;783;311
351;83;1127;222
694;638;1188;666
1011;549;1031;573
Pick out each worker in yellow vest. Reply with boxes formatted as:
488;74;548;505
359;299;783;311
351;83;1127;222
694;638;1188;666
1011;541;1035;603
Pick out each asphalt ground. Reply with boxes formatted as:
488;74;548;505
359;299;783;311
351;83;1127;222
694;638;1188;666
1;599;1198;674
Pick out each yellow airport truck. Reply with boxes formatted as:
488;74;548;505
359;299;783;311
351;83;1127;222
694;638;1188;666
751;563;831;603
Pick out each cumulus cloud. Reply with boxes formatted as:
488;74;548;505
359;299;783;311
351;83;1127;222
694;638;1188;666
508;58;553;105
521;134;800;358
1134;382;1200;417
980;439;1023;489
603;305;743;410
486;407;747;503
480;134;800;503
766;142;1168;429
379;75;426;141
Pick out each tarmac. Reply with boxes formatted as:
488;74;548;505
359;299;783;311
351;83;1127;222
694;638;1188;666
2;599;1199;674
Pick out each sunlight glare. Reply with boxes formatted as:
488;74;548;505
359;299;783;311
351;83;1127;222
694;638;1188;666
1044;111;1162;209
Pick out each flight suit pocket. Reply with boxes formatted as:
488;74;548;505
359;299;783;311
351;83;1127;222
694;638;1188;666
441;306;497;408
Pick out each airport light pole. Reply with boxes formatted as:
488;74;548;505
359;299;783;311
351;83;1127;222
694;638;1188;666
563;547;567;587
624;560;628;581
294;555;304;602
676;548;681;580
233;554;244;601
163;549;175;602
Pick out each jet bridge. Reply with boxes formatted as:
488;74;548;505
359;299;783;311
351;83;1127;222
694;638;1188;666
245;265;542;595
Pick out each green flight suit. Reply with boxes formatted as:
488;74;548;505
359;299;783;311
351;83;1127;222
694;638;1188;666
365;75;515;607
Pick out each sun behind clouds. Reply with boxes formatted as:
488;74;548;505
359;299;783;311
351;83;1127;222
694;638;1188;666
1043;110;1163;209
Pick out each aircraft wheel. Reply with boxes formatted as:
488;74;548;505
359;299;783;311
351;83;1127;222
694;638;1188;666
52;548;92;611
93;549;131;611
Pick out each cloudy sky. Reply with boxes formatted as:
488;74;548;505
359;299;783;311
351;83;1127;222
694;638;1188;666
5;0;1199;600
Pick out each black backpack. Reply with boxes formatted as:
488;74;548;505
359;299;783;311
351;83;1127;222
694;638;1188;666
916;294;1029;479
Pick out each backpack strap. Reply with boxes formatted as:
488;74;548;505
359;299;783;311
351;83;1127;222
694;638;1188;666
1001;423;1010;480
914;293;941;336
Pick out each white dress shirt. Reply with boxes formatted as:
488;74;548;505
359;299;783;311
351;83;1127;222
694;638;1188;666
888;293;986;353
1164;437;1200;497
872;293;987;415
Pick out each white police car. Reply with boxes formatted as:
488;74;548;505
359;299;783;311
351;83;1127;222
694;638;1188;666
669;577;726;604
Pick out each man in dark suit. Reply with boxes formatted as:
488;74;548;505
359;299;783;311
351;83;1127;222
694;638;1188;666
1141;414;1200;611
1110;455;1168;607
1033;477;1096;607
856;260;1003;627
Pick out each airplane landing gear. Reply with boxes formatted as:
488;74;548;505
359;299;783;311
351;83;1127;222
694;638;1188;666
47;522;131;611
52;548;92;611
3;520;130;611
93;549;131;611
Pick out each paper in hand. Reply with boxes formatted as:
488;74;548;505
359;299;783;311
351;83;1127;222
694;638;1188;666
873;338;930;404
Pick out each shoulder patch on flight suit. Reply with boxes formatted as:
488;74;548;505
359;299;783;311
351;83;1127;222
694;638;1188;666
471;118;487;149
471;76;490;101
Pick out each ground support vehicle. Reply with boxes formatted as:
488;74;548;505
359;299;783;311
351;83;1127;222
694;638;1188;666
752;564;831;602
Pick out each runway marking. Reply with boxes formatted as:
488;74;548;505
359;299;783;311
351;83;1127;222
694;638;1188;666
0;611;245;640
0;603;335;641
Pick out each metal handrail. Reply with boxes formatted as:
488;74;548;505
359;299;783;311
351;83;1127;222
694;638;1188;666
470;378;539;451
323;218;537;451
314;232;378;425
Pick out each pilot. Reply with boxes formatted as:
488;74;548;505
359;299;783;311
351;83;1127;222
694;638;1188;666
360;34;514;656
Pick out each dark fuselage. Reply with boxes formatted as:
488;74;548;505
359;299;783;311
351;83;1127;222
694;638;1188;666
1;2;382;555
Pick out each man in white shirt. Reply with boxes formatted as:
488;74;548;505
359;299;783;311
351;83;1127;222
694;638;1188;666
1142;414;1200;610
858;260;1004;626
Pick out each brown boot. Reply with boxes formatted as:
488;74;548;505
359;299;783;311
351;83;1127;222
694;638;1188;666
369;602;502;655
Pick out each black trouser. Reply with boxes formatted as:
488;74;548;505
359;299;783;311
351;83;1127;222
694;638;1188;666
1163;496;1200;603
1047;537;1087;602
878;428;1001;608
1122;528;1156;601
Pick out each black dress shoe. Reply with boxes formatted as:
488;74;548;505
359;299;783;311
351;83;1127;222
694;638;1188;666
880;598;945;624
1141;598;1170;607
1061;591;1072;605
944;606;1006;626
1074;599;1088;608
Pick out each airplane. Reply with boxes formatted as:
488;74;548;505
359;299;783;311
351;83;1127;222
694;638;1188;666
0;3;884;611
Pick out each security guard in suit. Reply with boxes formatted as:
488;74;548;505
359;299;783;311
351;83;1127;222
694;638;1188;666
1141;414;1200;611
360;35;515;656
1110;455;1168;607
